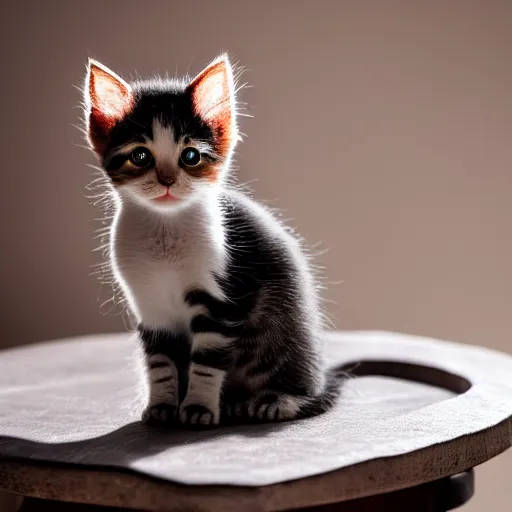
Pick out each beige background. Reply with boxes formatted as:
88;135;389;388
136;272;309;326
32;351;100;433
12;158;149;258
0;1;511;510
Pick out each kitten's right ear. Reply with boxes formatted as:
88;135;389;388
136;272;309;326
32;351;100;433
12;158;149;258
84;59;134;154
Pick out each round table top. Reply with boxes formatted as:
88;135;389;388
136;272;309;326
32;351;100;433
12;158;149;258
0;331;511;511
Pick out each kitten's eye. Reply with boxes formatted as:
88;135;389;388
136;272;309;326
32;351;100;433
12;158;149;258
180;147;201;167
129;147;154;168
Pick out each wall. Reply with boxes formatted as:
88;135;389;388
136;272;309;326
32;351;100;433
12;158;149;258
0;1;510;509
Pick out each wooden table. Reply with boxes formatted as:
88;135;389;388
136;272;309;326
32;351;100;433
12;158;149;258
0;332;511;511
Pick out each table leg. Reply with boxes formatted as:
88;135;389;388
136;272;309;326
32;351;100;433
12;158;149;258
291;469;474;512
0;492;23;512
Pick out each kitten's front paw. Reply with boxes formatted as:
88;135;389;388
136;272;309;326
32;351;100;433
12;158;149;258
142;403;177;426
179;403;219;428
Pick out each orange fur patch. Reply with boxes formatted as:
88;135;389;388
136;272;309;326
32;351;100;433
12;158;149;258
184;162;221;182
204;165;220;182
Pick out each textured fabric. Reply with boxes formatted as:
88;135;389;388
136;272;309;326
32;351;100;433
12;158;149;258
0;331;511;486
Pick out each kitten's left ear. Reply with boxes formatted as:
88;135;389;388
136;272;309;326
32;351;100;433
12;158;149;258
84;59;134;154
187;54;238;155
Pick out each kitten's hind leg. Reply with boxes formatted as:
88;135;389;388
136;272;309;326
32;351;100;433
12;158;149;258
225;369;342;423
225;392;304;422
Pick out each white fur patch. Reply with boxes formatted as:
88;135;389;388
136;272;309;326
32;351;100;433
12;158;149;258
192;332;233;351
180;364;225;424
111;192;227;330
148;120;181;169
146;354;178;407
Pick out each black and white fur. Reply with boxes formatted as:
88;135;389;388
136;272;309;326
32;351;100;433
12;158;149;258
83;55;341;427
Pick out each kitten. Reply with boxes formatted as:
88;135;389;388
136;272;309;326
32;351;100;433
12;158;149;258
83;55;341;427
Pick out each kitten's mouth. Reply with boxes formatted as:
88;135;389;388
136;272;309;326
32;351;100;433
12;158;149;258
153;190;178;202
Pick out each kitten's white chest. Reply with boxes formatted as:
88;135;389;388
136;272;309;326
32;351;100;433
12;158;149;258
111;201;225;330
122;261;193;329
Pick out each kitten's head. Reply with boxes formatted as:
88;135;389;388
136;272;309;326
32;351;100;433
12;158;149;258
83;55;239;210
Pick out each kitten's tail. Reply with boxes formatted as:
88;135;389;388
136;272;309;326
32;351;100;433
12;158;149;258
297;366;346;419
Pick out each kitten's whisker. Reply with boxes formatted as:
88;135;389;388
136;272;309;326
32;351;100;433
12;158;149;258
234;82;250;95
93;243;109;252
85;165;106;173
70;123;89;136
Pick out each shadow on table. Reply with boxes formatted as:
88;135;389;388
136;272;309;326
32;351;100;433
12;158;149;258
0;418;290;470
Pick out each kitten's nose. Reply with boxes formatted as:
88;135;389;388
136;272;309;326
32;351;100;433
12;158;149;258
156;170;176;187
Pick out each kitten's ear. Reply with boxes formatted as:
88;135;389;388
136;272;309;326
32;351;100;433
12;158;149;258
84;59;134;154
187;54;238;155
